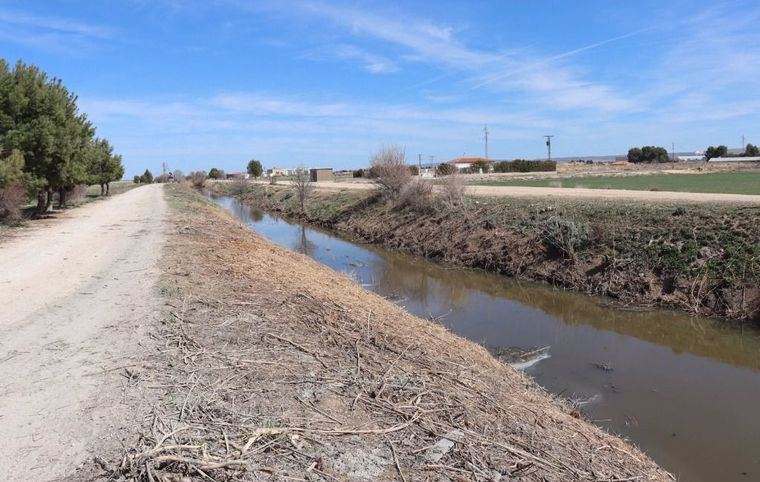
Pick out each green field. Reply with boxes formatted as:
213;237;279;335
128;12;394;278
474;171;760;195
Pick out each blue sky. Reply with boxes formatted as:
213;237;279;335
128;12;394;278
1;0;759;176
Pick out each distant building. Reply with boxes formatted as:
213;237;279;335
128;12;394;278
267;167;286;177
710;156;760;163
309;167;334;182
447;157;492;171
676;155;704;161
225;172;249;180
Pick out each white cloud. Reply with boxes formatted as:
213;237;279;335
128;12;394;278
253;1;642;115
0;8;114;53
0;9;112;38
332;45;398;74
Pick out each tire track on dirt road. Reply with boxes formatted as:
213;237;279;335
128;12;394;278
0;184;165;481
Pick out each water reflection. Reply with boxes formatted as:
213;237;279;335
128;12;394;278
209;193;760;482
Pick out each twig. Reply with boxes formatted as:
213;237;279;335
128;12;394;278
387;439;407;482
263;333;329;368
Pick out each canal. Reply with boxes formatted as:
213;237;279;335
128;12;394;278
210;193;760;482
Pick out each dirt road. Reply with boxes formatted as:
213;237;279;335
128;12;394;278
305;180;760;204
0;184;165;481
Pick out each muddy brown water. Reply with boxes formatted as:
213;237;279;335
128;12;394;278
211;194;760;482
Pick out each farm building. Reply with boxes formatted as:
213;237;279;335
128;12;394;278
447;157;493;172
710;156;760;163
309;168;334;182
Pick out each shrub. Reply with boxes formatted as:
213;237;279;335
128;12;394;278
408;165;419;176
369;145;410;198
0;184;27;222
188;171;207;188
438;174;467;211
352;168;365;178
228;178;248;198
540;216;590;260
398;178;434;212
208;168;223;179
493;159;556;173
133;175;141;184
436;162;457;176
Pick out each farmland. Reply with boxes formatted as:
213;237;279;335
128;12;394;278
472;171;760;195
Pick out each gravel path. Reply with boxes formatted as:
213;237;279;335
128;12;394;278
0;184;165;481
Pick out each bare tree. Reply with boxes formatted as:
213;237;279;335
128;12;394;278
290;167;313;213
369;145;410;198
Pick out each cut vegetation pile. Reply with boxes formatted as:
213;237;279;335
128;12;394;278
107;185;669;481
212;182;760;323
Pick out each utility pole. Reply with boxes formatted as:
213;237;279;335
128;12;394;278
418;154;422;177
544;135;554;161
483;125;489;160
162;161;168;178
742;134;746;149
672;142;675;161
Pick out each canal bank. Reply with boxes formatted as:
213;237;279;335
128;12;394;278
211;182;760;323
208;189;760;482
113;184;669;481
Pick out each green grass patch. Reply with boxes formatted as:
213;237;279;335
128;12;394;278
473;171;760;195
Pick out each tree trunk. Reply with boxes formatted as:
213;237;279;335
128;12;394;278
36;190;47;214
58;188;66;209
100;183;105;196
106;182;110;195
45;188;53;211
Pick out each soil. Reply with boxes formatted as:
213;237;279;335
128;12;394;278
0;184;166;481
89;185;670;481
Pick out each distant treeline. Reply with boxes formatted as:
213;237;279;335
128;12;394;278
627;144;760;163
0;59;125;221
492;159;556;173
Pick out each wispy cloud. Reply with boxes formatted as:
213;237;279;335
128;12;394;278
301;43;399;74
250;1;638;114
0;8;113;53
471;28;650;90
0;9;112;38
332;44;398;74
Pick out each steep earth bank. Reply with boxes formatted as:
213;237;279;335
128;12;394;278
94;184;669;481
211;182;760;323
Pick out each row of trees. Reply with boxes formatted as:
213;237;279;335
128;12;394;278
0;59;124;219
705;144;759;160
627;146;670;163
202;160;263;181
628;143;759;163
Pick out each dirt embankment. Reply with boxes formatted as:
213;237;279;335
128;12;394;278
213;183;760;323
88;184;669;481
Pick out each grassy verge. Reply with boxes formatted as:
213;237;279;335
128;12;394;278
102;183;668;481
212;182;760;323
472;171;760;195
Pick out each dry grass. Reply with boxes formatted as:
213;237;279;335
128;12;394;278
110;185;670;481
